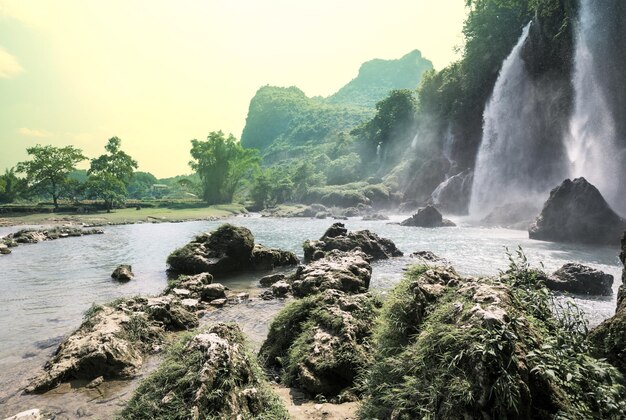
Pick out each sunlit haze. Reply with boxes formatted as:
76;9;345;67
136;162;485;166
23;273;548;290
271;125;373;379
0;0;466;177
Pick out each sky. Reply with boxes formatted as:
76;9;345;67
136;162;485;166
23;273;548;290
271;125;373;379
0;0;467;178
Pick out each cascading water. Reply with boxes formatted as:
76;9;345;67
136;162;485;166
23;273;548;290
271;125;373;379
469;23;568;218
566;0;626;214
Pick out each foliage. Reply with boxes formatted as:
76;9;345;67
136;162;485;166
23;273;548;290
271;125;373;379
127;171;158;199
86;137;138;212
190;131;260;205
0;168;27;204
16;144;86;209
325;153;362;185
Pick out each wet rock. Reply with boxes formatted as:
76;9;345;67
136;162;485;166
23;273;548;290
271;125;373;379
260;274;285;287
429;169;473;215
2;227;104;251
260;290;381;398
303;222;402;262
3;409;42;420
166;272;213;298
546;263;613;296
410;251;448;266
315;211;331;219
0;243;11;254
111;264;134;281
201;283;227;301
481;201;541;230
529;178;626;245
120;324;288;419
25;306;152;393
167;224;298;276
146;298;198;331
400;205;456;227
271;281;290;297
589;232;626;374
361;213;389;221
209;298;227;307
291;250;372;297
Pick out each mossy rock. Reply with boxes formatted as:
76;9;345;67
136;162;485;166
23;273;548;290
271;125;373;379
259;289;381;399
121;323;289;419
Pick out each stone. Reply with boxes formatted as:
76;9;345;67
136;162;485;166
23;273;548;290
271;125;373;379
259;273;285;287
85;376;104;388
250;244;299;271
529;178;626;245
3;409;42;420
429;169;474;215
166;273;213;298
0;243;11;254
291;250;372;297
209;298;227;307
400;205;456;228
201;283;226;301
361;213;389;221
303;222;402;262
111;264;134;281
271;281;290;297
546;263;613;296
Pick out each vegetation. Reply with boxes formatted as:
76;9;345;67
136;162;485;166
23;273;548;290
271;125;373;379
0;168;27;204
190;131;260;205
16;144;86;209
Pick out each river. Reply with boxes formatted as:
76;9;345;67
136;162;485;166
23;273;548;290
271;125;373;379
0;214;621;417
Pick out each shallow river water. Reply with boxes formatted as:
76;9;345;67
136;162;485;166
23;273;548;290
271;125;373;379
0;214;622;417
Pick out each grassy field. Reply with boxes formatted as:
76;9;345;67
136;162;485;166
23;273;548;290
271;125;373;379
0;204;246;227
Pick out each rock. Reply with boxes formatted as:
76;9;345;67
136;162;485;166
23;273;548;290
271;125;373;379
303;222;402;262
529;178;626;245
481;201;541;230
410;251;449;266
359;262;626;418
3;409;42;420
402;157;451;203
271;281;290;297
209;298;227;307
546;263;613;296
291;250;372;297
589;232;626;374
342;207;360;217
259;274;285;287
400;205;456;227
315;211;330;219
111;264;134;281
250;244;299;271
25;306;152;393
201;283;227;301
166;273;213;298
167;224;298;276
0;243;11;254
180;298;201;311
361;213;389;221
429;169;473;215
120;324;289;419
85;376;104;388
260;290;381;398
146;299;199;331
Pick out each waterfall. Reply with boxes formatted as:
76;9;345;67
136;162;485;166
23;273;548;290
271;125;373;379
469;23;568;218
566;0;626;213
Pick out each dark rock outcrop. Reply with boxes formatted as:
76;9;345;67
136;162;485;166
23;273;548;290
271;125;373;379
259;273;285;287
589;232;626;374
291;250;372;297
121;324;288;419
111;264;134;281
529;178;626;245
303;222;402;262
546;263;613;296
260;289;381;399
166;224;298;276
400;205;456;227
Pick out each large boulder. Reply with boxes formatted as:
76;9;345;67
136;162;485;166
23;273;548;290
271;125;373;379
546;263;613;296
360;261;626;419
111;264;134;281
400;205;456;227
529;178;626;245
166;224;298;276
429;169;473;215
290;249;372;297
260;289;381;399
303;222;402;262
121;324;288;419
589;232;626;374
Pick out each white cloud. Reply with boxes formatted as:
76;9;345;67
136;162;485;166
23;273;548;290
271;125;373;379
18;127;51;138
0;46;23;78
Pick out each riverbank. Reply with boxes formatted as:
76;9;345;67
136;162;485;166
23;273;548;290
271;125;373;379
0;204;246;228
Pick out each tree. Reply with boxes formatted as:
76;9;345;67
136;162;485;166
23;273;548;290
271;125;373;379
189;131;260;205
86;137;138;212
127;171;158;199
0;168;27;204
16;144;86;209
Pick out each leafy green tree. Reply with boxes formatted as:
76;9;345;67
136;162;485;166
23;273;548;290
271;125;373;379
0;168;27;203
190;131;260;205
128;171;158;199
16;144;86;209
250;170;272;209
325;153;362;185
86;137;138;212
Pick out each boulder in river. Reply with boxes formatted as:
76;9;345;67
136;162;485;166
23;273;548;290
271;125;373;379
589;232;626;374
290;249;372;297
120;323;288;419
400;205;456;227
0;243;11;254
303;222;402;262
545;263;613;296
111;264;134;281
166;224;298;276
529;177;626;245
260;289;381;399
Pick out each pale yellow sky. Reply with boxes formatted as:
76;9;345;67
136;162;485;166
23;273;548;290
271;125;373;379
0;0;466;177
